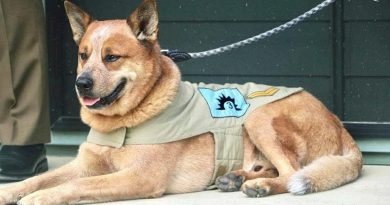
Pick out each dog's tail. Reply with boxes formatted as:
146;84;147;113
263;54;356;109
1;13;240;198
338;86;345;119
287;128;363;195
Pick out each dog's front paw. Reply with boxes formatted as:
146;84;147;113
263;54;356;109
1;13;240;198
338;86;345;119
18;190;50;205
0;189;16;204
18;189;64;205
0;186;24;204
216;172;244;192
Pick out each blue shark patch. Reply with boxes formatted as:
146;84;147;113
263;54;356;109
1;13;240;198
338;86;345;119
199;87;249;118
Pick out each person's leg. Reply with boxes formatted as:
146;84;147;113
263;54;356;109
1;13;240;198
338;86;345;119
0;0;50;180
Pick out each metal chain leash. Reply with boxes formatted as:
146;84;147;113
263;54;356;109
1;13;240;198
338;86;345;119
161;0;336;62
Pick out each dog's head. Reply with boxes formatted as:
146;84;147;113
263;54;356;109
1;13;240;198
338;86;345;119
64;0;162;116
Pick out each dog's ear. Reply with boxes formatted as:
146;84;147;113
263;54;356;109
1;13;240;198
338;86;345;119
64;1;93;45
127;0;158;42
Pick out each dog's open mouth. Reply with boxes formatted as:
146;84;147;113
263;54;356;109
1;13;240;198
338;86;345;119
81;79;127;109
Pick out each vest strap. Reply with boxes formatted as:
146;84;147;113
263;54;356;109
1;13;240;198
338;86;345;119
206;125;244;189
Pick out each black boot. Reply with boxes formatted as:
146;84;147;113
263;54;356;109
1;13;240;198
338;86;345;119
0;144;48;181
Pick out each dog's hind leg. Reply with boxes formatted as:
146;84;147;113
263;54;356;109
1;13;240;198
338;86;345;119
0;160;81;204
241;109;301;197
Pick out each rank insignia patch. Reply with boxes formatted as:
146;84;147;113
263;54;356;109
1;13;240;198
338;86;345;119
199;88;249;118
247;87;279;99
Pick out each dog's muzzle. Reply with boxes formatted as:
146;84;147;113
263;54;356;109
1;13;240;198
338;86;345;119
76;76;127;109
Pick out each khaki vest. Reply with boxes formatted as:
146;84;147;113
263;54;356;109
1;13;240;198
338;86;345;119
87;81;303;188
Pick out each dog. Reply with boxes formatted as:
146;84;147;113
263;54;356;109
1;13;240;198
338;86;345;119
0;0;363;204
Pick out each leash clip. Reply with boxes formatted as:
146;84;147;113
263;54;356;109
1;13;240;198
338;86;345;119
161;49;192;62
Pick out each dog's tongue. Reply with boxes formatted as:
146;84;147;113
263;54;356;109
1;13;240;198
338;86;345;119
82;97;100;106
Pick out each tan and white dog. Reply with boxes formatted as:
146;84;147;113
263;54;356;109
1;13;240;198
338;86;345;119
0;0;362;204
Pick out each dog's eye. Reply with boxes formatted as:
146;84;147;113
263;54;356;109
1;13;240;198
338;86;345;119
79;52;88;61
104;55;120;63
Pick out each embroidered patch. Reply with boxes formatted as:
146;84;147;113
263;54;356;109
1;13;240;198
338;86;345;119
199;88;249;118
247;87;279;99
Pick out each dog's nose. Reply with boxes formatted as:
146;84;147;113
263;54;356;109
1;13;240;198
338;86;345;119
76;77;93;91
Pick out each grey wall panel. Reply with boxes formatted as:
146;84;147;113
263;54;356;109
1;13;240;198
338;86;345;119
344;0;390;21
344;78;390;121
159;22;332;76
344;22;390;77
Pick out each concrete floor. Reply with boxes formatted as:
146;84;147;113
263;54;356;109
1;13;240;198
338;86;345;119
1;156;389;205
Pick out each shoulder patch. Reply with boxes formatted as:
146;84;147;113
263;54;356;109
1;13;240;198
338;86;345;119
199;87;249;118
